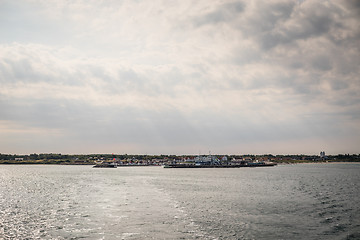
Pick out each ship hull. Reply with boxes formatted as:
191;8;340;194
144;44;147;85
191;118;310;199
163;163;276;168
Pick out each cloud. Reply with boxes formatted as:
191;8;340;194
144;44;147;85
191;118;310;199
0;0;359;154
193;1;245;27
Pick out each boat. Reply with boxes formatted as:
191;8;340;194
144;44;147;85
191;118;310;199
163;162;277;168
93;161;117;168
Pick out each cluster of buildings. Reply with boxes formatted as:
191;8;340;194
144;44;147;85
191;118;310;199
94;152;330;166
4;151;360;165
97;155;272;166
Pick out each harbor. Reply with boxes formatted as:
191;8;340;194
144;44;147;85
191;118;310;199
91;153;278;168
163;162;277;168
163;154;277;168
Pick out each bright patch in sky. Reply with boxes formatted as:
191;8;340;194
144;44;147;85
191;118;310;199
0;0;359;155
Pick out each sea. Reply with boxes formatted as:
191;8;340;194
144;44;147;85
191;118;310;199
1;163;359;240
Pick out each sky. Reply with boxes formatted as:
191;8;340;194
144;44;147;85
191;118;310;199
0;0;359;155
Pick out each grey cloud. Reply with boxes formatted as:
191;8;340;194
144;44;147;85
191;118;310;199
0;44;160;96
345;0;360;17
193;1;245;27
257;3;337;49
329;80;348;91
0;58;38;83
86;65;111;82
217;1;357;52
117;69;146;91
194;0;359;96
257;3;357;92
0;49;83;86
232;46;262;66
311;54;332;71
0;43;195;102
246;1;295;34
330;90;360;108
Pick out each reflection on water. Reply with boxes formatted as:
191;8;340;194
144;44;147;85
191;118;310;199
1;164;360;239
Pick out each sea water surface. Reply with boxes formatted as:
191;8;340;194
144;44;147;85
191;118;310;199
1;163;360;239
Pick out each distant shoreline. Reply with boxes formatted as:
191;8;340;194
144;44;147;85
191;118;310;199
1;161;359;166
1;153;359;165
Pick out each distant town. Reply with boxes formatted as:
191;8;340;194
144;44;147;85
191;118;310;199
0;152;359;165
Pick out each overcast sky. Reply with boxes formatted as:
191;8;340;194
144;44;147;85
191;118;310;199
0;0;359;155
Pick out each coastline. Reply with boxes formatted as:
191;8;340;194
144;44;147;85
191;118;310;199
276;161;360;165
1;161;359;166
